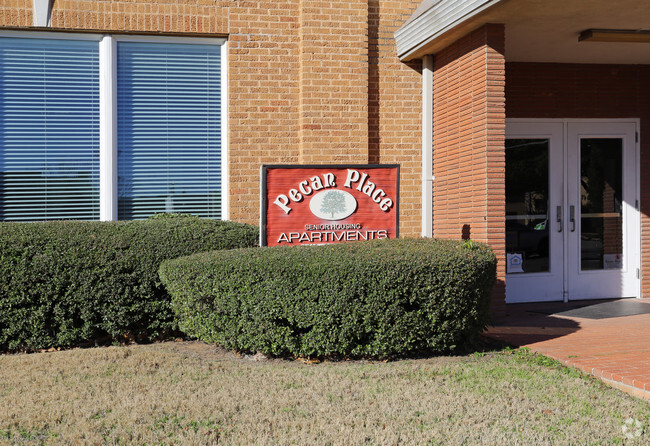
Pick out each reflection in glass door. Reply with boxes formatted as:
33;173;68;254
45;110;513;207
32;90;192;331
505;123;564;302
579;139;623;271
506;121;639;303
506;139;550;273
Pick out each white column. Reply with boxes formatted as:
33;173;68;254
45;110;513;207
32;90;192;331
99;35;117;221
422;54;434;237
220;41;230;220
32;0;53;27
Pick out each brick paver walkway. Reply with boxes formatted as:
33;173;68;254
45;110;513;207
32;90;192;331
484;299;650;401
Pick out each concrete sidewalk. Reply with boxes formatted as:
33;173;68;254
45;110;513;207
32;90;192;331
484;299;650;401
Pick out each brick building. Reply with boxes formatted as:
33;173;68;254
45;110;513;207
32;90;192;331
1;0;649;307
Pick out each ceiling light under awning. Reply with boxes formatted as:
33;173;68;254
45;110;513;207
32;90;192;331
579;29;650;43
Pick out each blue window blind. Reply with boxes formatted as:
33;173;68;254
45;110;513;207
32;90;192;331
0;37;100;221
117;42;221;220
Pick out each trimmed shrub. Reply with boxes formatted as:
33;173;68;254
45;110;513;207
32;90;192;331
160;238;497;358
0;216;258;351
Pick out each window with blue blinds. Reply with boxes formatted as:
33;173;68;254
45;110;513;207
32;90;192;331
117;42;221;220
0;37;100;221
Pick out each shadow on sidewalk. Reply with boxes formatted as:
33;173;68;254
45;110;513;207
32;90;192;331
485;302;583;346
486;298;650;346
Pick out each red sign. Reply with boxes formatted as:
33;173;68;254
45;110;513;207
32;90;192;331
261;165;400;247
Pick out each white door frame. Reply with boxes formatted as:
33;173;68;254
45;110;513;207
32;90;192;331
566;121;640;300
505;119;641;303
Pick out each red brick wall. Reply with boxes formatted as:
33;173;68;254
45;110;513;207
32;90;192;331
368;0;423;236
228;1;302;220
50;0;229;33
507;62;650;297
298;0;368;164
432;24;507;304
0;0;426;236
0;1;32;27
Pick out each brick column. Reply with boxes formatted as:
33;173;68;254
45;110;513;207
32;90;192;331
298;0;369;163
432;24;506;306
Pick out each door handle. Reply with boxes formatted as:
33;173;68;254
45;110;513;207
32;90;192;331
556;206;562;232
569;205;576;232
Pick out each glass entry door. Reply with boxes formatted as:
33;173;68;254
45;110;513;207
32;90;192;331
506;121;639;303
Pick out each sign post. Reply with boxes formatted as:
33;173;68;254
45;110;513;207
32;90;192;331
261;165;400;247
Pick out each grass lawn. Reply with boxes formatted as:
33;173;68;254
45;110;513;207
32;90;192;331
1;341;648;445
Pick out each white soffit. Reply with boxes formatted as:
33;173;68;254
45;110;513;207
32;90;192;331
396;0;650;65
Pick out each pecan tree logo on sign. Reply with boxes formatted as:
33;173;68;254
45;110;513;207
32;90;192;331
310;190;357;220
320;191;347;218
261;165;400;247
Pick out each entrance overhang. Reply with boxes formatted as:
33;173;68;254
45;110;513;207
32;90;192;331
395;0;650;64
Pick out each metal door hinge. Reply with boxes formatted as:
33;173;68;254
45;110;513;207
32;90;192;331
637;268;640;279
636;132;639;143
636;199;639;210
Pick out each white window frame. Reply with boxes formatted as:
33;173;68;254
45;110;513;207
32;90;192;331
0;31;228;221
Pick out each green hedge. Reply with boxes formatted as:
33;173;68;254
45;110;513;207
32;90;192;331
160;238;497;358
0;216;258;352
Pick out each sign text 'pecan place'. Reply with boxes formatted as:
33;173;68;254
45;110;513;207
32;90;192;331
261;165;400;246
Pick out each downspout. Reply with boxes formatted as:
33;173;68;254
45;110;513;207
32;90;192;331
421;54;434;237
32;0;54;27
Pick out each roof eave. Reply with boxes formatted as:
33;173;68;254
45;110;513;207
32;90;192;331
395;0;504;61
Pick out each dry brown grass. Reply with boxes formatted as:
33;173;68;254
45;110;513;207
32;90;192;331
1;341;648;445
